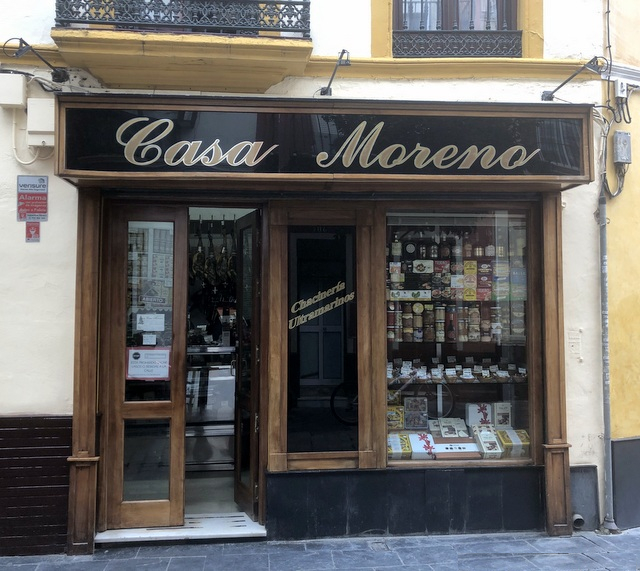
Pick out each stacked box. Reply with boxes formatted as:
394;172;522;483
387;432;412;460
439;417;469;438
387;406;405;430
463;261;477;301
492;401;512;427
408;432;437;460
404;397;429;429
428;419;442;437
472;424;504;459
496;429;530;458
465;403;493;426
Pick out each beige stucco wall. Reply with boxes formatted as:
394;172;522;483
0;92;77;416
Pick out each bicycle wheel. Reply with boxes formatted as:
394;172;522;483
330;382;358;425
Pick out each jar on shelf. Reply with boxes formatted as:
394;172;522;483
424;323;436;342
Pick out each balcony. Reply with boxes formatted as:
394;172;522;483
393;0;522;58
52;0;312;92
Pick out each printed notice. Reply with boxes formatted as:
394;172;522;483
26;221;40;243
17;176;48;221
126;348;170;380
136;313;165;332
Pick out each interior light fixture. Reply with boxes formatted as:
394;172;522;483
320;49;351;96
541;56;604;101
2;37;70;83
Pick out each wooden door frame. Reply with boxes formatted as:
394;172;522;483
99;203;188;530
234;210;262;517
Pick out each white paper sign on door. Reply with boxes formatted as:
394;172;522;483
126;347;170;380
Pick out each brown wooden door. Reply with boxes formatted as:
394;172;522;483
101;204;188;529
233;211;261;517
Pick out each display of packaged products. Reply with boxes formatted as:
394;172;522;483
472;424;504;459
387;432;412;460
492;402;512;427
404;397;429;429
465;403;492;426
386;220;530;463
428;419;442;437
387;406;405;430
438;417;469;438
408;432;437;460
496;429;530;458
432;436;482;459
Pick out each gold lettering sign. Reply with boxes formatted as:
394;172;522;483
115;118;542;173
289;281;355;330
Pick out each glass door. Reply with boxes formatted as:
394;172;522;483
234;211;261;518
101;204;188;529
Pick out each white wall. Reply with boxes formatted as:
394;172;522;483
543;0;604;59
0;0;56;46
310;0;371;58
0;88;77;416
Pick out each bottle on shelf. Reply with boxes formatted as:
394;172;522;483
391;231;402;257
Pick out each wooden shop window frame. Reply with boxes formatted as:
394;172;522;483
265;195;572;536
266;201;381;472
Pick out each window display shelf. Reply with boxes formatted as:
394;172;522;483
385;210;530;464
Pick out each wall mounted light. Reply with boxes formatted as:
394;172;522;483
2;37;70;83
320;49;351;96
541;56;604;101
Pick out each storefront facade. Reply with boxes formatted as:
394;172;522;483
56;94;593;552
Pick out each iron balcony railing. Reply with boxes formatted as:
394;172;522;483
55;0;311;37
393;0;521;57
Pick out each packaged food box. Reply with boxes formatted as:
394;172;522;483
438;417;469;438
387;432;412;460
433;436;482;459
492;401;512;427
463;288;477;301
387;406;405;430
496;429;530;458
408;432;437;460
476;288;492;301
464;260;477;274
465;403;493;426
472;424;503;459
428;419;442;437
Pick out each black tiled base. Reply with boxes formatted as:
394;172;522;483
266;467;545;540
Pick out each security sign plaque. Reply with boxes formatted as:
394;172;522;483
17;176;48;222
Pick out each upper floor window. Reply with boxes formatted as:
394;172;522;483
393;0;521;58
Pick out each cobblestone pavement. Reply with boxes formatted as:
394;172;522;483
1;529;640;570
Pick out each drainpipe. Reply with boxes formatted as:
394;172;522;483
598;188;618;533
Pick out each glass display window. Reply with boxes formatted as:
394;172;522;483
386;210;530;463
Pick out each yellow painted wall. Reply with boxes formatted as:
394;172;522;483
607;94;640;439
605;0;640;439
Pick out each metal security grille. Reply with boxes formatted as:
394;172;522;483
393;0;521;57
55;0;311;37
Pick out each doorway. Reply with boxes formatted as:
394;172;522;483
97;202;264;540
